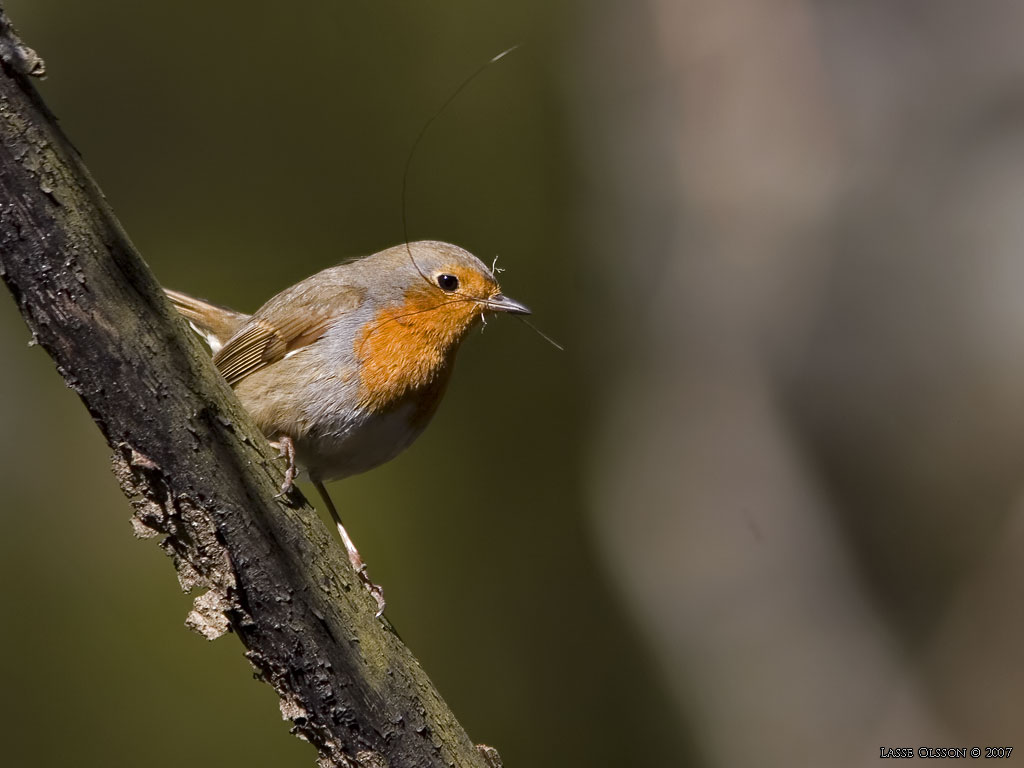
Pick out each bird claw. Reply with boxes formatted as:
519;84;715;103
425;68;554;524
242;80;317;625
357;564;387;617
270;435;298;495
313;480;387;618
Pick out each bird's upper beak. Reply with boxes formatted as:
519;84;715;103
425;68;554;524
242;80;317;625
484;293;531;315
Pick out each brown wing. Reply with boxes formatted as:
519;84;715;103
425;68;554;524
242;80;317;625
213;282;365;387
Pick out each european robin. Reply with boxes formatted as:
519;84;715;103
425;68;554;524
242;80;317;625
165;240;529;613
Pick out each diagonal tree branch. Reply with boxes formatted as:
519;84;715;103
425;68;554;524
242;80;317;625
0;8;499;768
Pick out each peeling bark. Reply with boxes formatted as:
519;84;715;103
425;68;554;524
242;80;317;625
0;7;497;767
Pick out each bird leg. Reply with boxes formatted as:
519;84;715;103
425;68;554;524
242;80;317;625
313;479;386;617
270;435;298;494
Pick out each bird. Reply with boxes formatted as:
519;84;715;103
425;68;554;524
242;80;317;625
165;240;529;614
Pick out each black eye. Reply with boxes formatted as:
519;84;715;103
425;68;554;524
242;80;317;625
436;273;459;292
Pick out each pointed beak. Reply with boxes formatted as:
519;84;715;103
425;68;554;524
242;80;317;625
484;293;531;315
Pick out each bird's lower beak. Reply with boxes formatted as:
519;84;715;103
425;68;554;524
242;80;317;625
484;294;531;315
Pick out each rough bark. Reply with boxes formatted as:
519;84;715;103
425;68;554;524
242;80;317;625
0;9;498;768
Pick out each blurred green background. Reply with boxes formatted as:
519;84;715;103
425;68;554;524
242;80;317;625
6;2;1024;767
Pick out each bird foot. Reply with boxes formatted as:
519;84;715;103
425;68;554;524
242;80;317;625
270;435;298;495
357;565;387;617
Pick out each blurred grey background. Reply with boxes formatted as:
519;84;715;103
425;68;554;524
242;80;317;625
3;1;1024;766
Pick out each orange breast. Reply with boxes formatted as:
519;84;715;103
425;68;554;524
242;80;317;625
354;287;477;416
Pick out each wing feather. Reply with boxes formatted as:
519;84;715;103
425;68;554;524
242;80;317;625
213;281;364;386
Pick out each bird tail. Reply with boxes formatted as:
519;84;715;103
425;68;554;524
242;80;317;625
165;288;249;354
